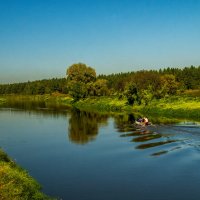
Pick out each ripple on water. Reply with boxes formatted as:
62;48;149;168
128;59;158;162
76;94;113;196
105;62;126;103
123;121;200;157
118;123;190;157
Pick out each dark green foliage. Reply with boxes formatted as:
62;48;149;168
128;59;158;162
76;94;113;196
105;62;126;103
68;81;88;101
66;63;109;100
99;65;200;93
0;78;67;95
66;63;97;101
124;83;139;105
66;63;96;83
159;65;200;89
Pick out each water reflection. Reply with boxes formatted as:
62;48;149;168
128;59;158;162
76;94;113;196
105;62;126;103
68;109;108;144
2;100;200;199
0;98;70;118
1;99;198;157
114;114;137;132
114;113;181;156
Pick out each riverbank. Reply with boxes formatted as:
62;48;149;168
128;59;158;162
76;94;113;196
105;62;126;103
73;96;133;113
72;95;200;121
1;94;200;120
0;149;54;200
0;97;5;104
134;96;200;120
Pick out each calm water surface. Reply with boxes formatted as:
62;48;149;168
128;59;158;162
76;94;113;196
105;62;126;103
1;101;200;200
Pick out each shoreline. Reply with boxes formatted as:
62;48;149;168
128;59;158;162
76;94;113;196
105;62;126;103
1;94;200;121
0;148;55;200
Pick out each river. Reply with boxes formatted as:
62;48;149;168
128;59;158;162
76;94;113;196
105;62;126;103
0;101;200;200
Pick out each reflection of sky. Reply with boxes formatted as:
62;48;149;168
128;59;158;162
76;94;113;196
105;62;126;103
1;0;200;83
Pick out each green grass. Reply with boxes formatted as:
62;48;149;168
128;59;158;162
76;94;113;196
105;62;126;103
0;97;6;104
73;96;133;113
184;89;200;97
0;149;55;200
134;96;200;121
0;94;73;108
1;94;200;120
74;95;200;121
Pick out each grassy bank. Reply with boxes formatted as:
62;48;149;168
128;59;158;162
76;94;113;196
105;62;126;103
73;96;133;113
73;95;200;120
0;93;73;108
1;94;200;120
0;97;5;104
135;96;200;120
0;149;54;200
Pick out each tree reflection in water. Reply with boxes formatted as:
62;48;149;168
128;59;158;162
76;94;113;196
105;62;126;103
114;114;137;132
68;109;108;144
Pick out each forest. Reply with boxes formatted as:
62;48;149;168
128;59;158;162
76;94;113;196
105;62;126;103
0;64;200;105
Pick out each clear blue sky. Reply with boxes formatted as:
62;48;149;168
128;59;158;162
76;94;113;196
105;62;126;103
0;0;200;83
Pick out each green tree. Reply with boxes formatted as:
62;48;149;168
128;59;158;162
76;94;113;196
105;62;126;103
93;79;108;96
66;63;96;83
160;74;179;96
66;63;96;100
68;81;88;100
124;83;139;105
139;86;154;105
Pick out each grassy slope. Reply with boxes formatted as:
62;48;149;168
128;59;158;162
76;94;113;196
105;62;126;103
74;96;133;113
135;96;200;120
1;93;200;119
0;149;54;200
0;97;5;104
72;94;200;120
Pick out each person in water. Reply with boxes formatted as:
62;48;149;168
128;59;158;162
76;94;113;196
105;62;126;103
142;117;149;125
137;117;149;126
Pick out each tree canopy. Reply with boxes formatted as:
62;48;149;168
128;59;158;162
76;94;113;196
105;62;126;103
66;63;108;101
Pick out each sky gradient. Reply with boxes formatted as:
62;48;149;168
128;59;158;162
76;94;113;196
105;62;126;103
0;0;200;83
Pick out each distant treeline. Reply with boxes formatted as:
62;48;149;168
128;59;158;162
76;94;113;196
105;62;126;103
0;65;200;96
0;78;68;95
99;65;200;92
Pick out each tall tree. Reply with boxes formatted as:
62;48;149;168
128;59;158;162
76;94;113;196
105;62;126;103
66;63;96;83
66;63;96;100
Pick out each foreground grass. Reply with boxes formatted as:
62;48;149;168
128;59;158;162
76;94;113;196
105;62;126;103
0;149;54;200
